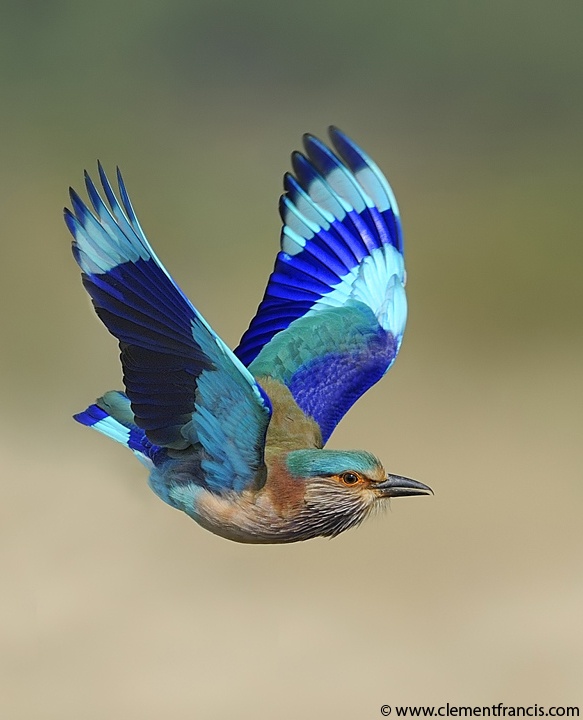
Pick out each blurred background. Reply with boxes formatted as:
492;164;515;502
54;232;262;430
1;1;582;717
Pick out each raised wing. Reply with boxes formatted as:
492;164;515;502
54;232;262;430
235;128;406;444
66;165;271;494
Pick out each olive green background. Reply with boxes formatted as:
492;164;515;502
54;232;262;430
2;2;582;717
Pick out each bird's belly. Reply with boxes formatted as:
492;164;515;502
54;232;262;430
189;487;305;544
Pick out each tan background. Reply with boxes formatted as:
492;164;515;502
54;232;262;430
1;2;582;717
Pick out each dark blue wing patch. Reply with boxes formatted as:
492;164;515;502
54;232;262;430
66;167;211;448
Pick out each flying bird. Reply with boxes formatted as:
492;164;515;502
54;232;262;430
66;127;431;543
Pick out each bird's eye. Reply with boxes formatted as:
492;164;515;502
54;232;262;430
341;472;360;485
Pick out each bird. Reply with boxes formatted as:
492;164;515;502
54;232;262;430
65;126;432;544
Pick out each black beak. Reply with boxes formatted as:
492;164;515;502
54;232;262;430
375;474;433;498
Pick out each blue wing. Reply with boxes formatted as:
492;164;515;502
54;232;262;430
235;128;406;444
66;165;271;494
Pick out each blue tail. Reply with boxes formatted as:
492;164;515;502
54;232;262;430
74;392;167;468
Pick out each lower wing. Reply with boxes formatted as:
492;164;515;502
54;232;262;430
66;165;271;494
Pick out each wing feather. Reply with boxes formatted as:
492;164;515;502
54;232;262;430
67;167;271;493
235;128;406;443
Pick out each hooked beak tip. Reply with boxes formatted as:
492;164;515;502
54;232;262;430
376;474;433;498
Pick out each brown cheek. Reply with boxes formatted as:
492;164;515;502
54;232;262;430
265;458;306;517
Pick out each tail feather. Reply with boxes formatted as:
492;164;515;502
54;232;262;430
74;393;166;467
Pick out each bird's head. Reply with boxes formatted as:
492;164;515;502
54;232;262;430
285;449;432;539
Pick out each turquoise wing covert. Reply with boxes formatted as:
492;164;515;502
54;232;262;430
66;166;272;494
235;127;407;444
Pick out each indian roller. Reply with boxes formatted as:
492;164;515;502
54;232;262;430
65;127;432;544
